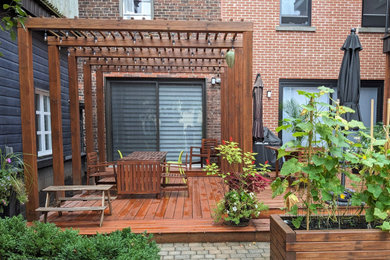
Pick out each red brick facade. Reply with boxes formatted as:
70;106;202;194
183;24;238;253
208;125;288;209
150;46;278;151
221;0;385;131
78;0;385;138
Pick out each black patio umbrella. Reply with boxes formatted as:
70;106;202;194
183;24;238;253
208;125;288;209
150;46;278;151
337;28;363;121
253;73;264;141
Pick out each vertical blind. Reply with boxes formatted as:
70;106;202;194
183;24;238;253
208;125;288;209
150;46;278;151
159;84;203;161
110;80;203;161
111;82;157;160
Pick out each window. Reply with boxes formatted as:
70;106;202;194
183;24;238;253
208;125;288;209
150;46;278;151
280;0;311;26
35;90;52;157
362;0;386;27
279;80;383;144
122;0;153;20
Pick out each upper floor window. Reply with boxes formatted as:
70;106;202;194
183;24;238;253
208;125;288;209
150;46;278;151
35;90;52;157
362;0;386;27
280;0;311;26
122;0;153;20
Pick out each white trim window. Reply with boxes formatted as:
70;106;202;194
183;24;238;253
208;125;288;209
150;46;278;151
35;89;52;157
122;0;153;20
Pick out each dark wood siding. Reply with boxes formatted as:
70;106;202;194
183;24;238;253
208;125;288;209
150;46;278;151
0;29;71;158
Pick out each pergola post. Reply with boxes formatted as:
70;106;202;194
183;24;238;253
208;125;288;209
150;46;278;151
48;45;65;188
83;64;93;154
242;31;253;152
17;27;39;221
96;70;106;162
68;55;82;184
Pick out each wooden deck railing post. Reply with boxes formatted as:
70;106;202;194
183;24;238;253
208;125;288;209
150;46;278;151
68;55;82;184
48;45;65;189
18;27;39;221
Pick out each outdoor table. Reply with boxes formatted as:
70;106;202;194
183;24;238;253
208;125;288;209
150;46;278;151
117;151;168;196
35;185;114;227
120;151;168;162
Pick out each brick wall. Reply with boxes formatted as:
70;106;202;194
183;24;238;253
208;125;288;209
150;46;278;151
222;0;385;132
154;0;220;20
79;0;120;18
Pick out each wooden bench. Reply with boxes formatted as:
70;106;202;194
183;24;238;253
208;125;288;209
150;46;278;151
36;185;114;227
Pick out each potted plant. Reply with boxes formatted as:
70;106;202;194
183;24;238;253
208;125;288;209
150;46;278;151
0;148;28;217
270;87;390;259
205;139;270;226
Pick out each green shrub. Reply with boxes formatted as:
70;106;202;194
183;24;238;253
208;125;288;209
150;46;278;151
0;216;160;259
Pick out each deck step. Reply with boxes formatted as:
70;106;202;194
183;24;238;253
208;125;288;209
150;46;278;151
36;206;107;212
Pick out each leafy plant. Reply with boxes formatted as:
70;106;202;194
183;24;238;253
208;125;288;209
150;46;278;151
0;216;160;259
0;148;28;213
272;86;365;230
282;98;307;145
205;139;270;225
1;0;27;56
351;130;390;231
213;189;268;225
205;139;271;192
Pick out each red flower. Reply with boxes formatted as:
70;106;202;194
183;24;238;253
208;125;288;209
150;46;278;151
264;160;269;165
252;161;255;165
206;159;210;164
229;136;233;142
222;140;226;145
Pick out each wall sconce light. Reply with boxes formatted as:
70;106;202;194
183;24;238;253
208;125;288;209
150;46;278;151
211;77;216;85
215;77;221;84
267;90;272;98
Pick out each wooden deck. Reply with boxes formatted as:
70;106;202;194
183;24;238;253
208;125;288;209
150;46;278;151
36;175;278;242
34;172;359;243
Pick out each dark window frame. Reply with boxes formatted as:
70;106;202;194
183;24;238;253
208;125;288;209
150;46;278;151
278;79;383;140
280;0;312;26
362;0;387;27
105;77;206;161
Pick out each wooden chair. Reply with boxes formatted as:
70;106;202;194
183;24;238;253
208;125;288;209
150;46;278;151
86;152;116;185
189;138;219;169
161;162;189;197
116;160;162;197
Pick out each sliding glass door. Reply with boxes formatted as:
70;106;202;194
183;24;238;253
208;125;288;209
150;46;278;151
107;79;204;161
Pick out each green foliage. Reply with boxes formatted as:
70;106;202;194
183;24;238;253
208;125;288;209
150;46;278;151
212;190;268;225
0;216;160;259
1;0;27;56
204;139;271;192
0;148;28;213
205;140;270;224
351;136;390;231
281;98;307;145
272;86;366;230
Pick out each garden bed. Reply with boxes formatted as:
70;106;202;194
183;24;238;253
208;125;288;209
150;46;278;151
270;214;390;259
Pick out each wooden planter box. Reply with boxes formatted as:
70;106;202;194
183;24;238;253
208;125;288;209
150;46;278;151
270;215;390;259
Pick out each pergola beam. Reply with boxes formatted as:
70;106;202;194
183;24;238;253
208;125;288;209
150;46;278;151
48;37;242;48
87;59;224;67
69;49;226;60
24;18;253;32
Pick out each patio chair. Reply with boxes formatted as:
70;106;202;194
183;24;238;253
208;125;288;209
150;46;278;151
161;162;189;197
86;152;117;185
189;138;219;169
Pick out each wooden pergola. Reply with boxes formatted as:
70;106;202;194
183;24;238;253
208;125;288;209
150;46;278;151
18;18;253;221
